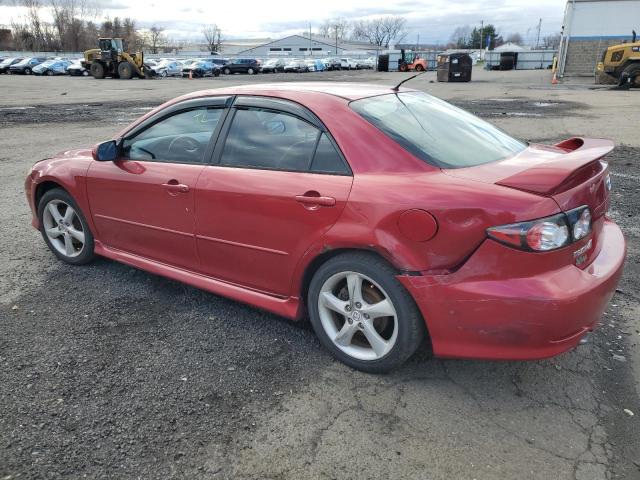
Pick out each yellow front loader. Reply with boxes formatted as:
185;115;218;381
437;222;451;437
596;30;640;88
82;38;154;79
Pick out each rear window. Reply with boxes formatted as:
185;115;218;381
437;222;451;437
350;91;526;169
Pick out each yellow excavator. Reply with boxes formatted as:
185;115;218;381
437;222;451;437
596;30;640;88
82;38;154;79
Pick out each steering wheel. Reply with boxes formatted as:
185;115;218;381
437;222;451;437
168;136;202;161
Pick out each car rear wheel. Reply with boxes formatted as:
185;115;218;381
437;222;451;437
46;70;54;76
25;67;32;75
308;252;426;373
38;189;95;265
160;70;167;78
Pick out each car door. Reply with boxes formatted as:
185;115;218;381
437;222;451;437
195;97;354;297
86;98;230;271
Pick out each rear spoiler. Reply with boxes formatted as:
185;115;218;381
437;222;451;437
496;137;614;196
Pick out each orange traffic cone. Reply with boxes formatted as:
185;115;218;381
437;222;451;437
189;70;193;80
551;72;558;85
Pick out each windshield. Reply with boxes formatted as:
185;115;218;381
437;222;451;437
1;58;17;66
15;58;32;66
350;91;526;169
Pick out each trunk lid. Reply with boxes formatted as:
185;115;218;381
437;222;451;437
443;137;613;216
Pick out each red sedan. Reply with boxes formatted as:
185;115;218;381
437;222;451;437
25;83;625;372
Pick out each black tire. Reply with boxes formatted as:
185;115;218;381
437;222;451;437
223;67;231;75
247;67;255;74
25;67;32;75
308;252;426;373
90;61;105;79
38;188;95;265
117;61;133;80
619;63;640;88
46;69;54;76
415;64;424;72
214;69;220;77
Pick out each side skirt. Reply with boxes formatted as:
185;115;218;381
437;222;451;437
94;241;302;320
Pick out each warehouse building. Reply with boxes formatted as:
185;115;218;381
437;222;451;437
557;0;640;77
236;35;376;57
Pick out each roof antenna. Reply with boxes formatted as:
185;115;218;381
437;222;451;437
392;71;426;92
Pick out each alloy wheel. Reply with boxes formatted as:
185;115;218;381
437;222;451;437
318;271;398;361
42;199;85;258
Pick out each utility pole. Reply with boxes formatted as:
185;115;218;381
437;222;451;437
535;18;542;49
309;23;312;56
335;24;338;55
416;33;419;51
480;20;484;50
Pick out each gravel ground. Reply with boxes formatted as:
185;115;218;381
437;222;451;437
0;70;639;480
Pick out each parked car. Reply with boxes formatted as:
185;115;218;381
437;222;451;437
33;59;73;76
9;57;47;75
181;60;221;78
358;58;375;69
305;59;326;72
283;60;309;73
208;57;229;68
340;58;359;70
261;58;285;73
151;59;182;77
0;57;24;74
67;60;89;76
25;83;625;373
323;58;342;71
222;58;260;75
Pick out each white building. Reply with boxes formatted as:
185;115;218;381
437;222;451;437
236;35;376;57
557;0;640;76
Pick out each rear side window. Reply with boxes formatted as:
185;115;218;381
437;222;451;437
311;134;348;174
220;108;320;172
350;91;526;169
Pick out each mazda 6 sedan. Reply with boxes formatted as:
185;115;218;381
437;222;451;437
25;83;626;372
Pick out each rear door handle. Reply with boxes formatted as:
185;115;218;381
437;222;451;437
162;180;190;193
295;193;336;207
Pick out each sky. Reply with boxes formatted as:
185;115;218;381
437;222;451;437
0;0;566;45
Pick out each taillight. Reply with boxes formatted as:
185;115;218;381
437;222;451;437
487;206;591;252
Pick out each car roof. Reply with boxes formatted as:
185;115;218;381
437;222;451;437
179;83;414;101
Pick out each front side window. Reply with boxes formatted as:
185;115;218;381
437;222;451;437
220;108;320;172
122;107;223;163
350;91;526;169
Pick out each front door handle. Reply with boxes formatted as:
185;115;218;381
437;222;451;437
162;180;190;193
295;192;336;207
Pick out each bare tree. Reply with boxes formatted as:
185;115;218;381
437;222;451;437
505;32;524;45
318;18;350;40
352;16;407;48
202;24;223;53
143;25;165;54
448;25;471;48
542;33;561;49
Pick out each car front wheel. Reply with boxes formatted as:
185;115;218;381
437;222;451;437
38;188;95;265
308;252;426;373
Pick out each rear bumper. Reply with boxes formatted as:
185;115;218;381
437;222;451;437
399;220;626;360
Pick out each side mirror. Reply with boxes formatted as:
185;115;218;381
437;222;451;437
93;140;118;161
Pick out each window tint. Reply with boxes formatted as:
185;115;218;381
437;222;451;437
122;107;222;163
311;134;348;174
350;91;526;168
220;108;320;171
